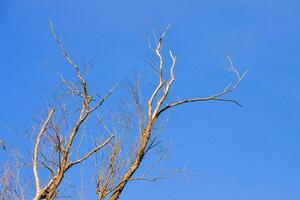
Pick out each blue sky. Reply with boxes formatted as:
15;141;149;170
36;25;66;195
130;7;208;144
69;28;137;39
1;0;300;199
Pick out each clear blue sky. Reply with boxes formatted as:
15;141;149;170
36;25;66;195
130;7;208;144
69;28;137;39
1;0;300;199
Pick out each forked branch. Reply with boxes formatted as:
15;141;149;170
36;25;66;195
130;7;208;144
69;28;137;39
156;56;248;117
102;25;247;200
32;21;115;200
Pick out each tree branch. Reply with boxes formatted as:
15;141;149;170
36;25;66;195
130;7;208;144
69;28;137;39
88;84;118;114
156;57;248;118
147;24;172;119
33;109;55;197
67;135;114;169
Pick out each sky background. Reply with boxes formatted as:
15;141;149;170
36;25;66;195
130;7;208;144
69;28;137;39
1;0;300;199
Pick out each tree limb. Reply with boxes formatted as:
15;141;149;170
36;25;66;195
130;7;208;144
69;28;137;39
33;109;55;198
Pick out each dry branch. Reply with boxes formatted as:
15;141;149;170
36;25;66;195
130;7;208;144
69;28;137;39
33;109;55;197
95;25;247;200
31;20;116;200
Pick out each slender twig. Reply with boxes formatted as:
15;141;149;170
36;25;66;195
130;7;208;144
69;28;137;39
67;135;115;169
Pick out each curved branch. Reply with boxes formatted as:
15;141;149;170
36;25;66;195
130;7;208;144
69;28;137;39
33;109;55;198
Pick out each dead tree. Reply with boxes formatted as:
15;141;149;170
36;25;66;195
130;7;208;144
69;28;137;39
94;25;248;200
1;22;247;200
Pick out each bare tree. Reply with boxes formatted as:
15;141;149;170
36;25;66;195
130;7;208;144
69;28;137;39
0;22;247;200
30;21;116;200
93;25;247;200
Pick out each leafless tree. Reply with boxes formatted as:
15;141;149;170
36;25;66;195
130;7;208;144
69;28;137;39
0;21;247;200
29;20;116;200
93;24;247;200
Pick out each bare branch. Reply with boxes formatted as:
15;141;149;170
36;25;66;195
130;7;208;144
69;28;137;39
67;135;114;169
49;19;87;97
33;109;55;197
147;24;172;118
152;51;176;118
156;58;248;118
88;84;118;114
